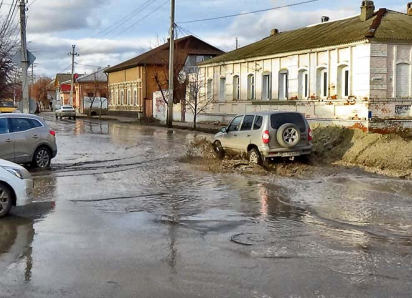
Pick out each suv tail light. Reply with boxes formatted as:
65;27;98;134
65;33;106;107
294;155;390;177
308;128;313;141
50;130;56;137
262;130;270;144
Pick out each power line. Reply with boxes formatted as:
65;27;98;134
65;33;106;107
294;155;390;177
0;0;17;38
177;0;319;24
28;0;39;8
79;0;161;55
81;0;168;56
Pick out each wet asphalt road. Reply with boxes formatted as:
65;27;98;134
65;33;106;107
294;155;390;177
1;114;412;298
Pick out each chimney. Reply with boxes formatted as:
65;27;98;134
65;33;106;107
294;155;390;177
270;29;279;36
360;1;375;21
408;2;412;16
321;16;330;23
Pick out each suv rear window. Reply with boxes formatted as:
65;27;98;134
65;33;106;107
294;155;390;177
270;113;306;131
253;116;263;130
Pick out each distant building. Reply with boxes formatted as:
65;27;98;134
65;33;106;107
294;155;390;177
105;35;224;118
193;1;412;132
52;73;76;108
75;68;109;114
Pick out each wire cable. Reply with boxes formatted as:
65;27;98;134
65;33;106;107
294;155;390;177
81;0;168;56
177;0;319;24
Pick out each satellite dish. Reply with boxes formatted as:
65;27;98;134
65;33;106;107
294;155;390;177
178;70;187;84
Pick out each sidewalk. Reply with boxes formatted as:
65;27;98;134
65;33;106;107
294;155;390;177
75;113;223;134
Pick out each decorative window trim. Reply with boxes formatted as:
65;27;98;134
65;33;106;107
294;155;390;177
298;69;309;99
316;67;328;99
233;75;240;100
247;73;255;100
219;77;226;102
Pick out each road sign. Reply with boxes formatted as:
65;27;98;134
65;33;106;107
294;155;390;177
12;50;36;67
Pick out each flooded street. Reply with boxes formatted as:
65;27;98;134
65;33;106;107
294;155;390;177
1;114;412;298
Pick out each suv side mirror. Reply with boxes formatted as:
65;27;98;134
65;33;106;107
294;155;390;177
220;127;227;134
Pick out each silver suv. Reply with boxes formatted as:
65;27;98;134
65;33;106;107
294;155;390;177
213;112;312;165
0;114;58;168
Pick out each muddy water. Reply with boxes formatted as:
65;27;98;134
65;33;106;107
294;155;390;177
1;114;412;298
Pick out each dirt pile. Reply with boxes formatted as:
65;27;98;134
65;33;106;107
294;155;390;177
312;125;412;178
185;137;217;159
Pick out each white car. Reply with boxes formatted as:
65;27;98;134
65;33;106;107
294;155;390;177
0;159;33;218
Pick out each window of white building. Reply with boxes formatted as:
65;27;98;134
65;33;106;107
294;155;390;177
219;78;226;102
121;90;124;105
396;63;411;98
298;70;309;99
116;90;119;106
233;75;240;100
247;74;255;100
278;70;288;100
337;65;350;98
207;79;213;100
134;90;138;106
127;90;131;106
317;68;328;98
261;73;272;100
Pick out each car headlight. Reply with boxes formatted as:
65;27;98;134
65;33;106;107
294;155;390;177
2;166;24;179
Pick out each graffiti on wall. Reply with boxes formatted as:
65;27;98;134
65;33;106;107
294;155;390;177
395;105;411;116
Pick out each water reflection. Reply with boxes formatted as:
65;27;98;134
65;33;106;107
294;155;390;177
74;119;110;136
260;187;306;221
0;217;34;282
0;202;55;283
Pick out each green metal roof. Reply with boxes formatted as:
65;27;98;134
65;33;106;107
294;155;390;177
200;10;412;65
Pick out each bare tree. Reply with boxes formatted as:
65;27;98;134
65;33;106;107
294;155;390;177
0;26;20;100
85;70;106;117
31;76;53;111
99;97;107;118
185;69;214;130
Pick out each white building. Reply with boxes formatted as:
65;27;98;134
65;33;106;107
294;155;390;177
189;1;412;132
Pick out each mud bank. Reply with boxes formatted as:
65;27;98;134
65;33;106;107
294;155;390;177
312;125;412;178
184;127;412;179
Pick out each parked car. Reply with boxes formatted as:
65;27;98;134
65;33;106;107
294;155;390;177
0;159;33;218
55;105;76;120
213;112;313;165
0;100;17;113
0;113;57;168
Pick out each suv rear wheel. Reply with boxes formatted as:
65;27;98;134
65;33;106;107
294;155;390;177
0;182;13;218
277;123;301;148
33;147;51;169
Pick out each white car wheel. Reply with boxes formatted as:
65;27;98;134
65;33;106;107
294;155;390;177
0;182;12;218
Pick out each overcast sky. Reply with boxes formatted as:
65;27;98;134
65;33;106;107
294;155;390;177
1;0;408;77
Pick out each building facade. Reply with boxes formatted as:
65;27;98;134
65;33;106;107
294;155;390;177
190;1;412;132
75;68;109;114
106;35;224;118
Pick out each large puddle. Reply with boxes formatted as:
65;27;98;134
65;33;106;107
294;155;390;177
1;115;412;297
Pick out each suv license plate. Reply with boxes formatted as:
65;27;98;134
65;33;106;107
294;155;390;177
281;152;300;157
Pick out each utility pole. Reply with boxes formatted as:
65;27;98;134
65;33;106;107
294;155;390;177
30;63;34;98
167;0;175;128
19;0;29;114
68;45;79;106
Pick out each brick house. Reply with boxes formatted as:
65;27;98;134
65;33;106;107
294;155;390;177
105;35;224;118
75;68;109;114
191;1;412;132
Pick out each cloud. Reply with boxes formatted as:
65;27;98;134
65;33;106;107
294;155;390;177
27;0;111;33
27;34;159;76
